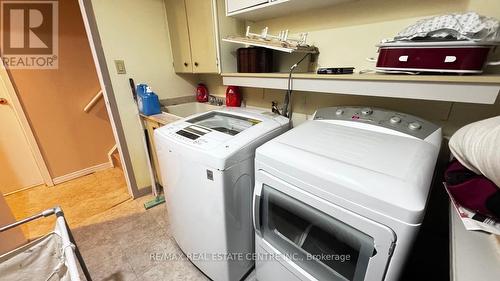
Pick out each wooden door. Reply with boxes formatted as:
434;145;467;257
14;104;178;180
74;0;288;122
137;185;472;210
0;74;43;194
185;0;219;73
165;0;193;73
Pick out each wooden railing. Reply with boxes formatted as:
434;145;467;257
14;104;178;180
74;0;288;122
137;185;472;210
83;90;103;113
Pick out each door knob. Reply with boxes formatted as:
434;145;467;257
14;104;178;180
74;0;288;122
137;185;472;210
0;98;7;105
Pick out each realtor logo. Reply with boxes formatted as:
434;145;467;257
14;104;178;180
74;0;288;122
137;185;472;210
1;1;58;69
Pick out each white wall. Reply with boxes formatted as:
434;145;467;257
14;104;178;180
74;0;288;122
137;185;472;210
206;0;500;137
91;0;197;189
252;0;500;73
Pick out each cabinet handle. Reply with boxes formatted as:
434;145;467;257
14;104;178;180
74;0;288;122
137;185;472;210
194;62;199;67
184;62;188;67
0;98;7;105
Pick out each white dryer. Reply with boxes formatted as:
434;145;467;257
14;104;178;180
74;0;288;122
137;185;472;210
154;107;289;281
253;106;441;281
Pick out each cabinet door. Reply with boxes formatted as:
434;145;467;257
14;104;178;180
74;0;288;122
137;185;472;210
185;0;219;73
226;0;268;13
165;0;193;73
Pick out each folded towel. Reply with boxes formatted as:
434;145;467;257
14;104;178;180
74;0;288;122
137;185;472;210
449;116;500;187
445;160;499;218
394;12;500;42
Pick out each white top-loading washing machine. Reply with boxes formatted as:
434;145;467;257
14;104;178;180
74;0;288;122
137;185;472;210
154;107;289;281
253;106;441;281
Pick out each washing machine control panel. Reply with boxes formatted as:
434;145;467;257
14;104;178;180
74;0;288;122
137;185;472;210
313;106;439;139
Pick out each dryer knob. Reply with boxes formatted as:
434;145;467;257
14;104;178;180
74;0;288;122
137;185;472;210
390;116;401;124
408;122;422;130
361;108;373;116
335;109;344;116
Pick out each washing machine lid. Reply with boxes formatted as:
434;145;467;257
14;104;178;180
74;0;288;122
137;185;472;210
155;107;289;170
185;111;259;136
255;119;440;224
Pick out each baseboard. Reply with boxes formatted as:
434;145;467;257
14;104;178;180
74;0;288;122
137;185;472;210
52;162;113;185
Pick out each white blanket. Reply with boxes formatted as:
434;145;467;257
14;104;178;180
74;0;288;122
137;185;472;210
449;116;500;187
0;233;70;281
395;12;500;42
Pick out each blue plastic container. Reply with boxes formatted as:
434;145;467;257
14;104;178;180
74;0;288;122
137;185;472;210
136;84;148;98
136;84;161;116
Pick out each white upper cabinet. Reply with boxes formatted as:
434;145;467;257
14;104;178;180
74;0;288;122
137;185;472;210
226;0;352;21
165;0;219;73
226;0;268;14
165;0;243;74
165;0;193;73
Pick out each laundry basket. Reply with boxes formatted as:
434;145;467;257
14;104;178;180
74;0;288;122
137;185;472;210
0;207;92;281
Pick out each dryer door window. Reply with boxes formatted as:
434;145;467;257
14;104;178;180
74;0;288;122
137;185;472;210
260;184;375;281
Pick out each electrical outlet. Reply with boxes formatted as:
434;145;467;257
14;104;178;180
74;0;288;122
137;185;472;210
114;60;126;74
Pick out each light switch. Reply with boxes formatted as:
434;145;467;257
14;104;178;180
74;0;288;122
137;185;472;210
114;60;126;74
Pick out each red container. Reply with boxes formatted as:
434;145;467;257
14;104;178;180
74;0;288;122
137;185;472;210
376;41;497;74
225;86;241;107
196;83;209;103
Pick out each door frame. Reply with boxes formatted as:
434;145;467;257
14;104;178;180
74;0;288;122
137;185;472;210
0;66;54;187
77;0;140;198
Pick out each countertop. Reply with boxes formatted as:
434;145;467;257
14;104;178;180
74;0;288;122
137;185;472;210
140;112;181;126
140;103;312;127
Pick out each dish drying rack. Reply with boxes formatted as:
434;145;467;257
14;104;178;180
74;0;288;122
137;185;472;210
223;26;318;54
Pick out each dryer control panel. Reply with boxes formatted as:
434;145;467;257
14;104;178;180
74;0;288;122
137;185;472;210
313;106;440;140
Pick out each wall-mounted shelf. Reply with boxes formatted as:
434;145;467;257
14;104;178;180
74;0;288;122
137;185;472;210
222;72;500;104
227;0;351;21
223;36;318;53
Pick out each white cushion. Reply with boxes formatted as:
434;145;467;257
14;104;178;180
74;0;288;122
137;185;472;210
449;116;500;187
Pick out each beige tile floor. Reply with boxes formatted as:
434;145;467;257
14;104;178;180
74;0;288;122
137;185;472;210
4;168;213;280
73;195;210;281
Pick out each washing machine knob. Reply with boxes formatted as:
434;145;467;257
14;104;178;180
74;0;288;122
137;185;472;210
361;108;373;116
390;116;401;124
408;122;422;130
335;109;344;116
